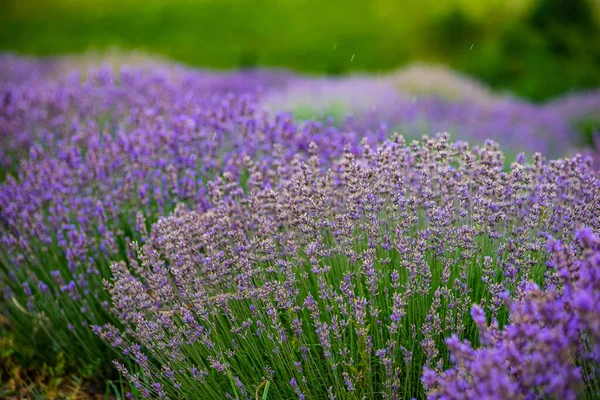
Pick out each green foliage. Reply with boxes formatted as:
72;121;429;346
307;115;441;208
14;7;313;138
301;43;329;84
529;0;597;34
575;118;600;147
425;8;483;57
0;328;135;398
454;0;600;101
0;332;66;399
0;0;598;100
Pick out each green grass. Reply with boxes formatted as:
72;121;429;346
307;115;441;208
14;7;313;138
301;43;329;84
0;329;132;399
1;0;599;100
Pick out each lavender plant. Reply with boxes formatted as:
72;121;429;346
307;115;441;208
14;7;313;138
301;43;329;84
425;228;600;399
0;59;296;172
2;55;600;396
263;78;600;161
0;65;379;375
0;86;261;373
97;135;599;399
3;56;600;173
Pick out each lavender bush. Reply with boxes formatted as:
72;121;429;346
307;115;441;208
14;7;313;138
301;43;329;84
0;64;382;375
97;135;599;399
264;80;600;160
1;55;600;397
425;229;600;399
3;55;600;173
0;59;296;172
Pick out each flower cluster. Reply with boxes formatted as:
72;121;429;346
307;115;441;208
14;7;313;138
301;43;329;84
2;55;600;398
98;135;599;398
0;59;297;170
3;56;600;171
424;228;600;399
0;64;369;371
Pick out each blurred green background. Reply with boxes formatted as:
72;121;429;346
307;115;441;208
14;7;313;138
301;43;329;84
0;0;599;101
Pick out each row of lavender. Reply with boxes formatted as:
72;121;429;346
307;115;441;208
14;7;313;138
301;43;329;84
99;137;600;399
1;56;599;398
2;54;600;170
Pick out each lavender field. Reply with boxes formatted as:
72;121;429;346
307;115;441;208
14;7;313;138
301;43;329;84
1;55;600;399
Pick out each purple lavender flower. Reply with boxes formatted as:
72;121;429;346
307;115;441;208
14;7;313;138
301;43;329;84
425;229;600;400
2;54;599;398
96;135;599;398
22;281;32;296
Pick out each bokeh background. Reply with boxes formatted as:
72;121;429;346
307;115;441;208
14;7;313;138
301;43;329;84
1;0;599;101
